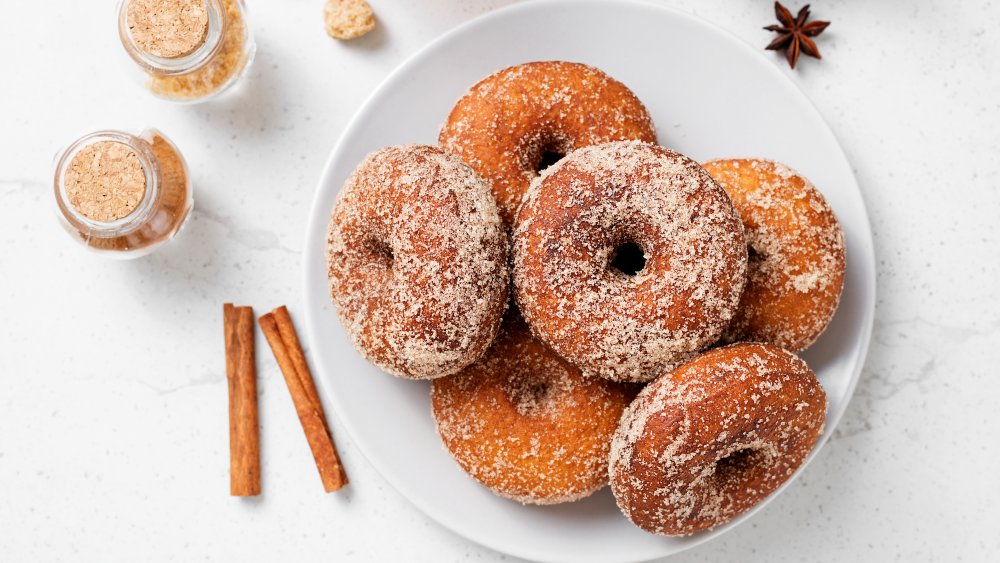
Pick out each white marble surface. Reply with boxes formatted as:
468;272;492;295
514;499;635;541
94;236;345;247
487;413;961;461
1;1;998;561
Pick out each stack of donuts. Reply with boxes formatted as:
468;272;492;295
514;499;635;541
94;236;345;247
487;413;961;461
326;61;846;536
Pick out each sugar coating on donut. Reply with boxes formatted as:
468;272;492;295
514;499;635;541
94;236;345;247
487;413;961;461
609;343;827;536
431;313;635;504
703;159;846;351
440;61;657;225
327;145;508;379
513;141;747;382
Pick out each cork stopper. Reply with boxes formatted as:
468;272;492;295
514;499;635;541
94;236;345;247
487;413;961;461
64;141;148;223
126;0;209;59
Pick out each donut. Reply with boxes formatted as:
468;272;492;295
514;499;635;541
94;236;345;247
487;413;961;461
326;144;508;380
431;312;635;504
513;141;748;383
439;61;657;225
609;342;827;536
702;159;846;351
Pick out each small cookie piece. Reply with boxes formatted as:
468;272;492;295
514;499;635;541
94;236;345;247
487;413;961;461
324;0;376;40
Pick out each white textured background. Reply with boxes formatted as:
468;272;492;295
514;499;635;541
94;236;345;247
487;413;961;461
1;1;998;561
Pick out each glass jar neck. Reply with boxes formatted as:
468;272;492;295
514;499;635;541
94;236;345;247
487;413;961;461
54;131;162;238
118;0;226;76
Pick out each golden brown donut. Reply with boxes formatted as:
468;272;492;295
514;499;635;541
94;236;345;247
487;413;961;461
513;141;747;383
439;61;657;225
609;343;827;536
326;144;508;379
702;159;846;351
431;312;635;504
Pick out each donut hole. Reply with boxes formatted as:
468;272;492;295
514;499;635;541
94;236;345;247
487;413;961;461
508;377;552;415
536;150;566;173
712;447;765;487
525;133;573;175
367;239;395;269
610;242;647;277
747;244;763;262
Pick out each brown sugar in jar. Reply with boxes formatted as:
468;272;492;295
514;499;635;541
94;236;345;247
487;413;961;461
54;130;193;258
118;0;255;102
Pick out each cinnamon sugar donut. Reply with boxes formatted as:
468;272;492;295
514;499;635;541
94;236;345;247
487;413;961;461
513;141;747;383
609;343;827;536
439;61;657;225
702;159;846;351
326;145;508;380
431;312;634;504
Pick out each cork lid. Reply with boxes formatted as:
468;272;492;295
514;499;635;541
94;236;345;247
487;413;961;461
126;0;210;59
64;141;148;223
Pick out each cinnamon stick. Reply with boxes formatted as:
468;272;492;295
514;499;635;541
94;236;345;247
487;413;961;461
224;303;261;496
272;306;327;422
259;307;348;492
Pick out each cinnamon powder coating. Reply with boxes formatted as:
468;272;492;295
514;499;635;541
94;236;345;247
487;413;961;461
513;141;748;383
431;312;635;504
609;343;827;536
703;159;846;351
326;145;508;380
439;61;657;226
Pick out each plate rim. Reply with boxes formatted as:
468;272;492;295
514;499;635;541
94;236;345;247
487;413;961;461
301;0;877;560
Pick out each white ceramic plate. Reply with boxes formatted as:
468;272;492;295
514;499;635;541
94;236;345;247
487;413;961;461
302;1;876;561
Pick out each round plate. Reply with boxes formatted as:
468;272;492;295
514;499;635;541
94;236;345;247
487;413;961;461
302;1;876;561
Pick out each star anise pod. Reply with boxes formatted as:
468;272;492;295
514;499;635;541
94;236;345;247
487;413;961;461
764;2;830;69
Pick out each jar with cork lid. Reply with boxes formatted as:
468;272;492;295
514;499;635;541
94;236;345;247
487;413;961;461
53;129;193;258
118;0;255;102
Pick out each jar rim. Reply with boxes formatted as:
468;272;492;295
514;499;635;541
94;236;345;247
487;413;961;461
54;130;162;238
118;0;227;76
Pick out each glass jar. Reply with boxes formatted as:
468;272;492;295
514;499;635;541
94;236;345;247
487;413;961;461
117;0;255;103
53;129;193;258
